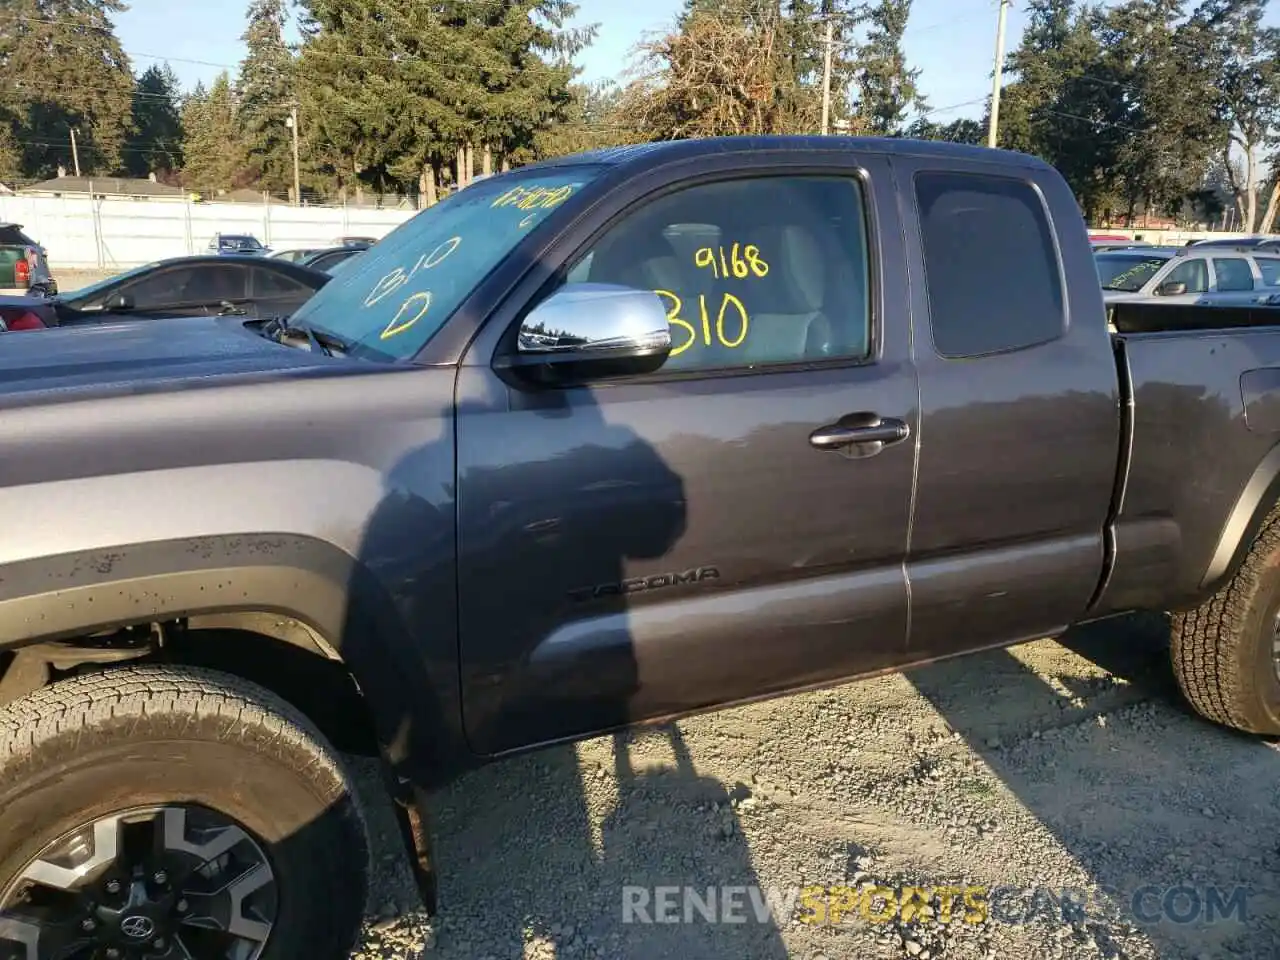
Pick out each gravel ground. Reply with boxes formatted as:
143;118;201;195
346;615;1280;960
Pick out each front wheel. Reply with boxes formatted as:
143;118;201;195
0;665;370;960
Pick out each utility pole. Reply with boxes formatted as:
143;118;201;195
69;126;81;177
286;106;301;206
987;0;1011;149
820;14;835;136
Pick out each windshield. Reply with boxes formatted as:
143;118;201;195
1095;252;1171;291
289;165;604;361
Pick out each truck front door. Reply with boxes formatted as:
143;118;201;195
455;152;919;756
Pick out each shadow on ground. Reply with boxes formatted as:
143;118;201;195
905;613;1280;960
420;722;788;960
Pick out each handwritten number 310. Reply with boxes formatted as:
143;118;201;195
655;290;749;357
371;236;462;340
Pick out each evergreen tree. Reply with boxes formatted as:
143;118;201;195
0;116;21;183
997;0;1128;220
0;0;135;177
180;73;245;196
907;116;984;144
295;0;422;199
475;0;596;169
854;0;927;135
238;0;297;197
125;64;184;179
297;0;593;201
1095;0;1223;222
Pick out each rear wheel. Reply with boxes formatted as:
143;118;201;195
1171;515;1280;735
0;665;369;960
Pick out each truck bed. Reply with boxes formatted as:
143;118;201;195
1093;318;1280;614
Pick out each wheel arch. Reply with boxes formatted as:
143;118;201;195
1199;442;1280;598
0;534;466;786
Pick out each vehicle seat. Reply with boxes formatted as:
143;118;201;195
737;223;834;364
588;224;685;294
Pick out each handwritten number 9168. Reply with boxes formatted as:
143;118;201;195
694;244;770;280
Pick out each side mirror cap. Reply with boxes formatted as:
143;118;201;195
1157;281;1188;296
106;291;135;311
503;283;672;385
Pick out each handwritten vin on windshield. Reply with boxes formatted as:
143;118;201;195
361;180;582;342
361;236;462;340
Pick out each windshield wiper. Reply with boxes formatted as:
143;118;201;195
274;317;350;357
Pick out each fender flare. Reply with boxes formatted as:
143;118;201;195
0;533;463;785
1201;441;1280;594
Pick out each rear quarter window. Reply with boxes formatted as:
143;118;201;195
915;171;1065;358
1256;258;1280;287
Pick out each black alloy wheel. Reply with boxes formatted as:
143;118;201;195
0;805;276;960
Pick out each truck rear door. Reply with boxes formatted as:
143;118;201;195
455;149;919;756
892;157;1121;658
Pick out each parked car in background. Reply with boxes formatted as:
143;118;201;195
270;247;321;264
298;242;371;274
207;233;270;256
0;222;56;298
0;254;329;331
1095;246;1180;292
1099;244;1280;305
332;235;378;246
1187;235;1280;251
1091;240;1155;252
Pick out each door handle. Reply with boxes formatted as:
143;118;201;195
809;415;910;453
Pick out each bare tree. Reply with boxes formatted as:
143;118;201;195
628;10;818;139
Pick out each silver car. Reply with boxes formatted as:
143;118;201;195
1099;245;1280;306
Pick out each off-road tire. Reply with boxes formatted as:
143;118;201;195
0;664;370;959
1171;517;1280;735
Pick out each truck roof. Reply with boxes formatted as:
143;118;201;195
521;135;1051;175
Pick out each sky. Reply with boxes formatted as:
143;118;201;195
113;0;1036;123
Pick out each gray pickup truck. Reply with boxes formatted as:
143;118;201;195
1;136;1279;959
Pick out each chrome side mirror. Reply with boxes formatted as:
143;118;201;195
508;283;672;384
1157;281;1188;297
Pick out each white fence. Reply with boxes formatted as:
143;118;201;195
0;194;420;269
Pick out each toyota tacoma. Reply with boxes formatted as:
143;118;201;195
2;136;1280;959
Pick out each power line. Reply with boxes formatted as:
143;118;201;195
918;96;989;119
1037;107;1147;136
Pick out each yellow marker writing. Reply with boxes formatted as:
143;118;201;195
693;244;770;279
380;291;432;340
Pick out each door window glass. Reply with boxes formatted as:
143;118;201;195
558;176;873;372
1162;258;1209;293
1256;258;1280;287
122;265;247;306
1212;257;1254;292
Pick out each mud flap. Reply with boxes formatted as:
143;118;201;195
386;771;439;915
